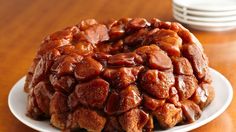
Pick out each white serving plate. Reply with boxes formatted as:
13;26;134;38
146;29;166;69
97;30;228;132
8;68;233;132
173;13;236;31
173;0;236;11
173;10;236;22
173;4;236;17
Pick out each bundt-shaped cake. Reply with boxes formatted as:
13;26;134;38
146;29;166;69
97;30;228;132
24;18;214;131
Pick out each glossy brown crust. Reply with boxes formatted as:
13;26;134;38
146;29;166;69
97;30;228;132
24;18;214;131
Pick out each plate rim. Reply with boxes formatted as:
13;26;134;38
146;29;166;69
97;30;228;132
173;4;236;17
8;77;58;132
173;9;236;22
173;13;236;27
8;68;233;132
165;68;233;132
173;0;236;11
173;14;236;31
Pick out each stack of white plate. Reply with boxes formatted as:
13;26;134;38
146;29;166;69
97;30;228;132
173;0;236;31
